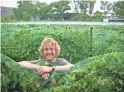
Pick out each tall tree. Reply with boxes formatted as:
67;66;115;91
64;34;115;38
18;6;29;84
100;1;113;17
72;0;95;14
89;0;96;16
113;1;124;18
73;0;79;13
36;2;48;20
13;1;34;20
51;1;71;20
42;3;53;20
78;1;88;14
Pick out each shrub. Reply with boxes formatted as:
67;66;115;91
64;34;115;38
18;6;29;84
1;52;124;92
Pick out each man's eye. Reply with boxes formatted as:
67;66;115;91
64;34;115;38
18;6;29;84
45;48;48;50
50;48;53;50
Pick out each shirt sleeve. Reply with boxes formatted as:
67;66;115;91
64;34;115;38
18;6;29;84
56;58;70;65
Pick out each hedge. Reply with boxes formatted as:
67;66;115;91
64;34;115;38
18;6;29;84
1;24;124;64
1;52;124;92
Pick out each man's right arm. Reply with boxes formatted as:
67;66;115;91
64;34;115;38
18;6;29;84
17;61;52;74
17;61;51;79
17;61;41;69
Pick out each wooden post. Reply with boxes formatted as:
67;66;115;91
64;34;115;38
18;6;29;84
90;27;93;51
66;26;67;30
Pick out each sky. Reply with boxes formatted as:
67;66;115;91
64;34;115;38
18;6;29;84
0;0;123;13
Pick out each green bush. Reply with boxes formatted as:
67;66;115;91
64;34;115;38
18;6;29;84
1;52;124;92
1;53;57;92
1;53;42;92
72;13;90;21
1;24;91;63
53;52;124;92
1;24;124;64
91;11;103;21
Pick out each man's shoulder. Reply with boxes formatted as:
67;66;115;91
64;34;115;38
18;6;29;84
56;58;66;61
55;58;70;65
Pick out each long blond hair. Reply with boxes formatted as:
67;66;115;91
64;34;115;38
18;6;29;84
38;37;61;57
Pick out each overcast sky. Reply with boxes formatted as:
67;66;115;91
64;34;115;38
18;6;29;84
0;0;123;13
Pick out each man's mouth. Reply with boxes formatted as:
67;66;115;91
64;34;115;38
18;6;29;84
46;53;53;56
46;54;53;57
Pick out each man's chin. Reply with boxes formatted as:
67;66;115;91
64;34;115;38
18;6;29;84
46;57;53;61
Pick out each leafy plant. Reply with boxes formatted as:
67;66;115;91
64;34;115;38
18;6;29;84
1;24;124;64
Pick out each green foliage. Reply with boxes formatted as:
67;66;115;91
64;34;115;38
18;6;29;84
89;1;95;16
92;26;124;55
52;52;124;92
13;1;35;21
2;52;124;91
2;1;123;22
1;53;41;92
78;1;88;14
36;2;49;20
51;1;71;20
1;53;59;92
1;24;124;91
12;1;71;21
91;11;103;21
100;1;113;16
1;24;90;62
113;1;124;18
72;13;90;21
1;24;124;64
1;16;15;22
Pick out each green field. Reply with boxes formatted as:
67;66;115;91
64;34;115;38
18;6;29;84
1;24;124;92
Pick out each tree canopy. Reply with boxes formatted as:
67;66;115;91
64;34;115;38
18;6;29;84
2;0;124;22
113;1;124;18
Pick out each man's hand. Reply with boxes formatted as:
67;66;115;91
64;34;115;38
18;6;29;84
36;66;52;75
41;73;50;80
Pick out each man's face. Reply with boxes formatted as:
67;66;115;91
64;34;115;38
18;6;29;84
43;43;56;61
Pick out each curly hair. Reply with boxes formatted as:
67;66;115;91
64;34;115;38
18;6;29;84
38;37;61;57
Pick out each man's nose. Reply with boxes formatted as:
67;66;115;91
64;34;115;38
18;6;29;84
48;50;51;53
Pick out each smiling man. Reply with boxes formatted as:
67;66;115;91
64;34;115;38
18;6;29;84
18;37;74;79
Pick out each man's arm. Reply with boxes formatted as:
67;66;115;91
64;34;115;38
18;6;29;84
17;61;52;73
53;63;74;72
36;63;74;74
54;58;75;72
18;61;51;79
17;61;41;69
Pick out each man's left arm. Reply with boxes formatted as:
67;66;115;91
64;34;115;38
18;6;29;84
53;63;74;72
53;58;74;72
36;59;74;73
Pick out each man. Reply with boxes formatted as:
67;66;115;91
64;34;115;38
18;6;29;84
18;37;74;79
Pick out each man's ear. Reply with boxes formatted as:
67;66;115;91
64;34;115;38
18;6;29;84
55;43;61;57
38;47;43;56
55;43;58;57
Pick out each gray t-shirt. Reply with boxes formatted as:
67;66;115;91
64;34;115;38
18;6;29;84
29;58;70;66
